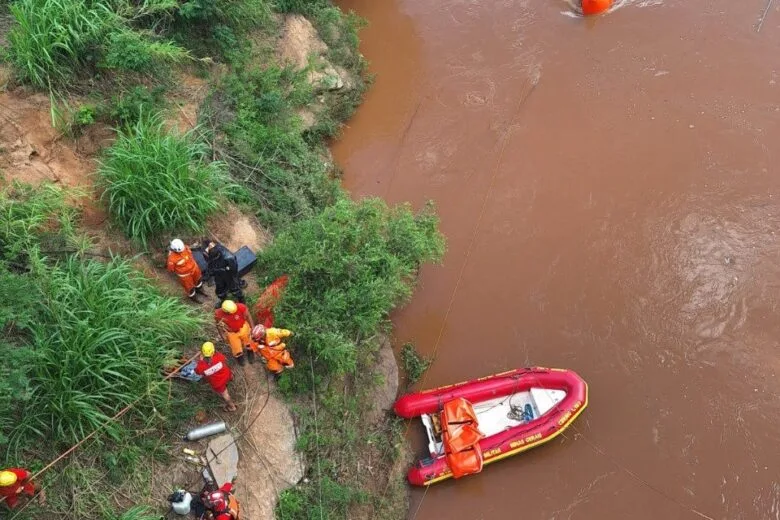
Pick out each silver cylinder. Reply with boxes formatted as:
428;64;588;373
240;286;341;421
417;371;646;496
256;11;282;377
185;421;227;441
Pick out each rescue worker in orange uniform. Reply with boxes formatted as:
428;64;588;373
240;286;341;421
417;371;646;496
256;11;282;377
214;300;257;366
251;324;295;375
0;468;42;510
167;239;204;301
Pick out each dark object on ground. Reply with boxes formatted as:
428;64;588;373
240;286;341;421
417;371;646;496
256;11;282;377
234;246;257;277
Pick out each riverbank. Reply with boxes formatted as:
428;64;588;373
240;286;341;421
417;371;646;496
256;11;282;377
0;0;441;517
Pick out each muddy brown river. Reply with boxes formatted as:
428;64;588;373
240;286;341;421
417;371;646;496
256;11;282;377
332;0;780;518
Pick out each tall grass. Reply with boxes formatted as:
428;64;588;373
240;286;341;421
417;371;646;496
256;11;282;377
98;113;230;246
7;0;187;88
8;0;116;87
2;254;204;452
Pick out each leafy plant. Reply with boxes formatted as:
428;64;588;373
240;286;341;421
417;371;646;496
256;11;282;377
101;28;189;72
109;85;166;126
98;112;230;246
401;343;432;386
258;198;445;382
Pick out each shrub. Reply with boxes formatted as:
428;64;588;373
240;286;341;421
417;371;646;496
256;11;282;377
213;67;340;229
401;342;432;386
257;198;445;382
101;28;189;72
109;85;166;126
98;113;230;246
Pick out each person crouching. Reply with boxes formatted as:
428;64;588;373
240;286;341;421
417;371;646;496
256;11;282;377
251;324;295;376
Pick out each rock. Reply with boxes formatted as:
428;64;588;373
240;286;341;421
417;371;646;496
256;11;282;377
277;14;352;93
206;433;239;486
277;15;327;70
236;390;305;519
296;109;317;131
365;336;399;426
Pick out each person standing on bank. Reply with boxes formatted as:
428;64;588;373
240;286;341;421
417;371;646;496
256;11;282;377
203;239;244;307
167;239;205;301
214;300;258;366
194;342;237;412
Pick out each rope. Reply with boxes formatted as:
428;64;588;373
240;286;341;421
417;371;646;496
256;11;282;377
757;0;774;32
2;351;201;516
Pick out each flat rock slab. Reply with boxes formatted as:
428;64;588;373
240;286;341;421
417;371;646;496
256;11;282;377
206;433;239;486
237;390;305;519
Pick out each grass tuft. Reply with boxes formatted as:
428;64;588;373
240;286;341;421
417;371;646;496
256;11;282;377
98;112;230;246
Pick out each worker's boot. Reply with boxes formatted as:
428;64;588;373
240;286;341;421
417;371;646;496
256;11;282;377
195;282;206;295
235;354;246;367
245;348;255;364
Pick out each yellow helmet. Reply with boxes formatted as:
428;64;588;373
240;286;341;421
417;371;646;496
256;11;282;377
201;342;216;357
221;300;238;314
0;470;18;487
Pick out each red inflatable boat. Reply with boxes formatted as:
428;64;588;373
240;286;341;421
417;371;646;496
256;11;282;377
394;367;588;486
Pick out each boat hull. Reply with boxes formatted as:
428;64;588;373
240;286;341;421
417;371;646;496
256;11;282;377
394;367;588;486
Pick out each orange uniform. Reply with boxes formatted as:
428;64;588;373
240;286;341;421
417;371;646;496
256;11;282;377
167;246;203;297
257;328;295;374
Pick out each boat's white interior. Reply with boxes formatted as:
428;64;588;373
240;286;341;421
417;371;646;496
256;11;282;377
422;388;567;457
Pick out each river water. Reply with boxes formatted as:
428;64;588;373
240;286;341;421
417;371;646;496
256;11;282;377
331;1;780;518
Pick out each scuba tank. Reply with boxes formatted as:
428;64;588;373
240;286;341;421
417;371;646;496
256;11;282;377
169;490;193;515
184;421;227;441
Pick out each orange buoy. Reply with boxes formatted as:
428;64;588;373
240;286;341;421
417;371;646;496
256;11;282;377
581;0;612;15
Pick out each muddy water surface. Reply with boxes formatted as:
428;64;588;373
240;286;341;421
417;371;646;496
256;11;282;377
333;1;780;518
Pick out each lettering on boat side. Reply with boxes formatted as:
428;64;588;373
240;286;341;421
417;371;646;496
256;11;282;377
573;400;582;410
557;411;573;426
525;432;542;444
484;448;502;457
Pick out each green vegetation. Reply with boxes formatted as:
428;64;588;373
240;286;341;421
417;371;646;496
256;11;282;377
261;199;444;517
210;65;339;230
0;183;206;518
401;343;433;387
98;113;230;246
7;0;189;88
259;198;444;382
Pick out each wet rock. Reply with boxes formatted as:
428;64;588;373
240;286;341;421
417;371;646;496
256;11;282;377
206;433;239;486
365;336;399;426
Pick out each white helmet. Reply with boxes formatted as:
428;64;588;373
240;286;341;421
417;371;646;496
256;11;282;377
169;239;185;253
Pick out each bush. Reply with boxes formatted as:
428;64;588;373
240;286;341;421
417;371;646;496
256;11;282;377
215;67;339;229
7;0;187;88
98;113;230;246
257;198;445;382
101;28;189;72
109;85;166;126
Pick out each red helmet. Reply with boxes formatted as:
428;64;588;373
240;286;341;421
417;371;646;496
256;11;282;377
204;490;227;512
